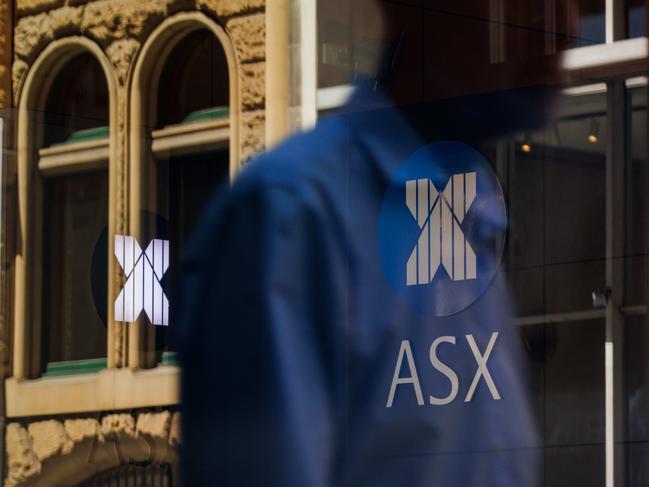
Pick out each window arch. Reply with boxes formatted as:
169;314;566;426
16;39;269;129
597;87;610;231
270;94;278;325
14;37;119;379
155;29;230;129
129;13;240;369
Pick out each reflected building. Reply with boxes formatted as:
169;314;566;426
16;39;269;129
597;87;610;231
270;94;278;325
0;0;268;485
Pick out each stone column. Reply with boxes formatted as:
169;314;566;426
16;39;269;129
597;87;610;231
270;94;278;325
0;0;11;110
265;0;289;148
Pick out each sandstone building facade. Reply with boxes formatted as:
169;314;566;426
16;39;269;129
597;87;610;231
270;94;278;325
0;0;291;484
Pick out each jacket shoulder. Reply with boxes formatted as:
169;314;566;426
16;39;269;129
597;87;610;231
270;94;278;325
233;116;352;197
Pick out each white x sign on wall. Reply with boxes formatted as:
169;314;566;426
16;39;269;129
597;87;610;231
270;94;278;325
114;235;170;326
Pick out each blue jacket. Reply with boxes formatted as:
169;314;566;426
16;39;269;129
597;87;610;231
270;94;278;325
176;83;541;486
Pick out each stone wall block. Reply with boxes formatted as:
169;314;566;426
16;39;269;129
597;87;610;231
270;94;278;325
16;0;64;17
64;418;102;444
136;411;171;440
28;420;73;461
0;0;11;109
240;61;265;110
168;412;181;446
199;0;264;19
101;413;136;439
135;412;173;463
50;6;83;37
6;411;179;485
241;109;265;162
227;13;265;63
5;423;41;486
81;0;166;45
15;12;54;60
0;65;8;110
107;38;140;84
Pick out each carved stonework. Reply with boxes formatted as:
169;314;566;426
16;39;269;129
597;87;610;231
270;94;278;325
14;12;54;62
50;6;84;37
227;12;265;63
107;38;140;85
28;420;74;461
16;0;65;18
64;418;103;444
5;424;41;486
240;61;265;110
241;109;266;163
199;0;264;19
80;0;167;46
5;411;180;486
0;0;11;109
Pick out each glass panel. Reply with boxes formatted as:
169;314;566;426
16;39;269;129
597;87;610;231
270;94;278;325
39;53;110;372
4;1;649;485
627;0;647;38
575;0;606;46
42;171;108;365
153;29;231;354
156;150;229;352
626;85;648;306
316;0;601;91
156;29;229;128
507;90;607;315
167;151;229;255
536;319;606;486
505;87;607;485
317;0;352;88
43;53;109;147
624;83;649;487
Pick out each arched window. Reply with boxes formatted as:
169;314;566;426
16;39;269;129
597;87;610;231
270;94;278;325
153;28;230;360
35;52;109;375
155;29;229;128
130;17;236;368
42;53;109;146
154;28;230;259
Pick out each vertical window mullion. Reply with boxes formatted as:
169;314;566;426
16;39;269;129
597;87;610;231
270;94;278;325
605;79;627;487
300;0;318;130
607;0;627;42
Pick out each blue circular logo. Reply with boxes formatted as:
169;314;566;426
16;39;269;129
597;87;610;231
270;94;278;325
378;141;507;316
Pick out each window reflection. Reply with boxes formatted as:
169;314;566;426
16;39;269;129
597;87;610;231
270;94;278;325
627;0;646;38
40;53;109;370
508;90;607;315
575;0;606;45
502;87;608;483
42;172;108;365
624;83;649;485
153;29;231;356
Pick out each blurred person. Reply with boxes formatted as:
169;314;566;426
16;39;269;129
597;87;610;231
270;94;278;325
176;0;573;485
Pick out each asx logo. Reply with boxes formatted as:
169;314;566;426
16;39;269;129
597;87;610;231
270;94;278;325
406;172;477;285
386;332;501;408
378;141;507;316
114;235;169;326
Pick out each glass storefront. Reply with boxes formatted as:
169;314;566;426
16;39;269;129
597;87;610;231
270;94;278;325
0;0;648;485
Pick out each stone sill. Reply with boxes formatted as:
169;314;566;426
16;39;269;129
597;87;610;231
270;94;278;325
38;137;109;176
151;119;229;157
5;365;180;418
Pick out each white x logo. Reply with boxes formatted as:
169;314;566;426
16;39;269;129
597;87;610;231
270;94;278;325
406;172;477;285
114;235;169;326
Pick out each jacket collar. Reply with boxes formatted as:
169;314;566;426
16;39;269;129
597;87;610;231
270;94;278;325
341;77;425;183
